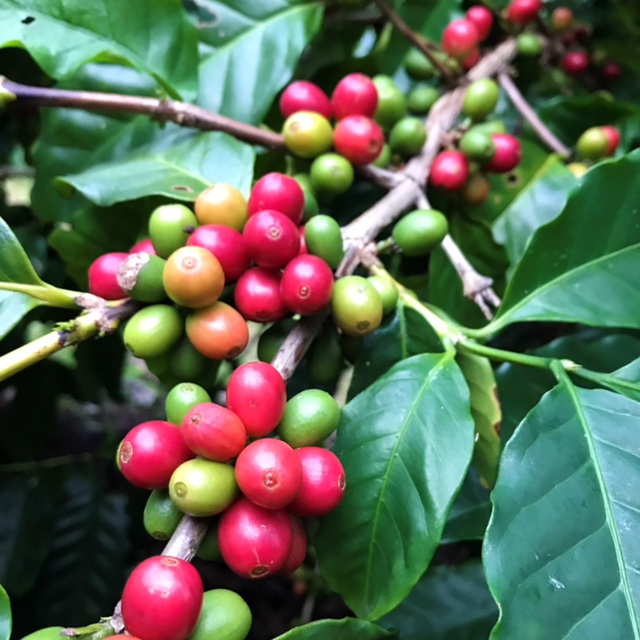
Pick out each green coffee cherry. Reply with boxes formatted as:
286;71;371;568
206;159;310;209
373;75;407;131
372;143;392;168
407;85;440;115
462;79;500;121
283;111;334;159
165;382;211;425
517;33;543;56
117;252;167;302
187;589;252;640
144;489;183;540
124;304;183;359
307;326;344;384
367;275;399;314
304;214;344;270
19;628;65;640
167;337;214;381
278;389;341;448
471;120;507;136
389;117;428;158
404;48;436;79
577;127;609;160
331;276;383;337
257;319;297;363
392;209;448;256
459;128;497;162
310;153;354;196
196;524;222;562
149;204;198;258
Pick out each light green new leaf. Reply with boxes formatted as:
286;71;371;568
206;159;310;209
485;380;640;639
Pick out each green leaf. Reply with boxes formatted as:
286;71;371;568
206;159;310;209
0;0;198;100
485;150;640;334
456;352;501;488
196;1;324;124
273;618;398;640
442;468;491;544
380;562;498;640
55;130;255;206
315;353;475;620
348;300;443;400
485;381;640;638
0;584;10;640
577;359;640;403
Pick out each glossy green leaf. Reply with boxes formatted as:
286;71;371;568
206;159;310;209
0;584;10;640
315;353;475;620
577;359;640;403
0;0;198;99
196;1;324;124
348;300;443;400
485;150;640;334
55;130;255;206
273;618;397;640
485;381;640;638
456;352;501;488
380;562;498;640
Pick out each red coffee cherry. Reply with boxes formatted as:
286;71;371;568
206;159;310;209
186;225;250;283
226;362;287;438
121;556;203;640
466;5;493;41
551;7;573;31
287;447;346;517
248;173;305;225
280;254;334;316
88;252;129;300
186;301;249;360
561;51;589;76
331;73;378;121
441;19;479;60
118;421;193;490
234;267;288;323
243;209;301;270
505;0;543;25
461;47;480;70
235;439;303;509
602;62;622;81
280;516;307;574
181;402;247;462
429;150;470;191
601;125;621;155
333;115;385;166
129;238;157;255
483;133;522;173
280;81;332;120
218;497;293;578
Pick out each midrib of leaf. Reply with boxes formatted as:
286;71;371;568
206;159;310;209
362;351;452;605
562;376;640;638
398;301;408;360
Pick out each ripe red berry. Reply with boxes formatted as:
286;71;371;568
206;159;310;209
181;402;247;462
601;125;621;155
218;497;293;578
88;252;129;300
280;81;332;120
331;73;378;121
248;173;305;225
429;150;470;191
483;133;522;173
235;439;303;509
243;209;301;270
505;0;543;25
466;5;493;41
226;362;287;438
602;62;622;81
562;51;589;76
234;267;288;323
280;254;334;316
333;115;384;166
287;447;346;517
461;47;480;70
121;556;203;640
442;19;479;60
551;7;573;31
129;238;157;256
298;226;308;255
118;421;194;490
280;516;307;574
186;224;250;283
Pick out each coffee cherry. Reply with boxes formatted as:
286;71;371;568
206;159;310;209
576;127;609;160
165;382;212;425
331;73;378;120
566;162;588;178
257;319;297;363
461;172;491;206
166;339;213;382
389;117;428;158
304;215;344;269
122;556;203;640
333;115;384;166
602;62;622;81
287;447;346;517
187;590;252;640
195;184;248;231
331;275;383;337
226;362;287;437
248;173;305;225
163;246;225;308
186;301;249;360
372;75;407;131
466;5;493;41
182;402;247;462
307;326;344;384
429;150;470;191
551;6;573;31
144;489;183;541
149;204;198;259
280;517;307;574
407;85;440;115
562;51;589;76
516;33;542;56
310;153;354;196
118;252;167;303
368;275;398;315
218;497;293;578
463;79;500;121
88;252;129;300
283;111;334;159
472;120;507;136
280;81;332;119
196;524;221;562
461;47;480;70
442;19;479;60
170;459;238;516
403;49;436;80
460;128;497;161
118;420;193;490
187;225;250;283
281;255;334;316
129;237;157;255
602;125;621;155
483;134;522;173
234;267;288;323
277;389;340;448
124;305;183;359
372;143;392;168
392;209;448;256
505;0;542;25
243;210;301;270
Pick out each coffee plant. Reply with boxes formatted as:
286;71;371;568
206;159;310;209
0;0;639;638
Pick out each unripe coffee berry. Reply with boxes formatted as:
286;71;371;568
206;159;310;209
372;75;407;131
463;79;500;121
88;252;128;300
333;115;384;166
331;73;378;120
331;275;383;337
310;154;354;196
248;173;305;225
144;489;183;541
149;204;198;259
283;111;334;159
186;301;249;360
389;117;428;158
551;7;573;31
280;81;332;119
304;214;344;269
194;184;248;231
576;127;609;160
124;304;183;360
392;209;448;256
187;589;252;640
118;252;167;303
165;382;211;426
